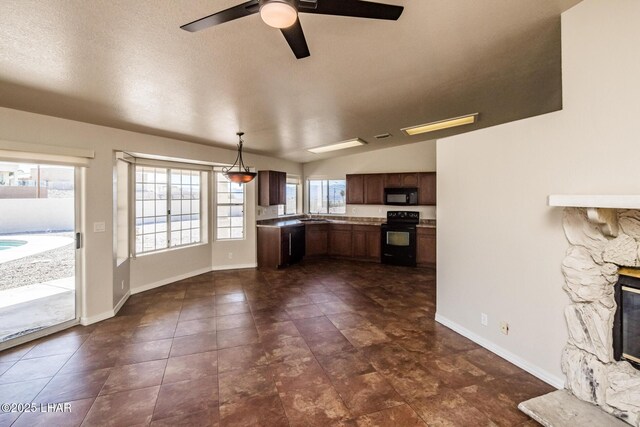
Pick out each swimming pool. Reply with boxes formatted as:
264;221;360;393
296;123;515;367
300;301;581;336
0;240;27;251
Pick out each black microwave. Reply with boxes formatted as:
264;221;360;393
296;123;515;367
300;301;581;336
384;187;418;205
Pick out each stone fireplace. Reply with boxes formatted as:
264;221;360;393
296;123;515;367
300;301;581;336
557;203;640;425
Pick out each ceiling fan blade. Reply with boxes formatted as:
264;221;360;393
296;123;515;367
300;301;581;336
299;0;403;20
181;0;260;32
281;19;310;59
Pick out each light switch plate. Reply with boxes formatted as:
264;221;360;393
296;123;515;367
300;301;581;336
93;222;106;233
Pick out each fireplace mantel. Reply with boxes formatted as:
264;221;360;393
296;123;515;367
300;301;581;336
548;195;640;209
548;195;640;237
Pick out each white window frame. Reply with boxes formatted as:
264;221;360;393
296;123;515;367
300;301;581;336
215;172;246;241
307;179;346;215
278;177;299;216
134;166;205;255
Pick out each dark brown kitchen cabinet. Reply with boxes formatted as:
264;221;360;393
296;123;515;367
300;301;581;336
384;173;419;188
305;223;329;257
364;174;384;205
418;172;436;205
329;224;353;257
352;225;381;261
258;170;286;207
257;225;305;269
346;174;364;204
417;227;436;267
384;173;402;188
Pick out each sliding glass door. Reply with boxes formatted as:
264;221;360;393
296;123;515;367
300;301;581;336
0;161;79;347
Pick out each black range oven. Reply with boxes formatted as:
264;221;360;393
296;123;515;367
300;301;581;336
381;211;419;267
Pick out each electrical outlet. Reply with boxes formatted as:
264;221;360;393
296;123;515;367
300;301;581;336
481;313;488;326
352;207;357;214
228;252;233;259
500;321;509;335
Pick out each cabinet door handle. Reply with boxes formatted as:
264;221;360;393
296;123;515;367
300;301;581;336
289;233;292;256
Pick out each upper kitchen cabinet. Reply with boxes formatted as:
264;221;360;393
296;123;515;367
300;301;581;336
347;172;436;206
418;172;436;205
258;170;286;206
364;174;384;205
346;173;394;205
385;173;418;188
346;174;364;204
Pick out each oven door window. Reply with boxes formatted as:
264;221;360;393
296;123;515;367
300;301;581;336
386;231;410;247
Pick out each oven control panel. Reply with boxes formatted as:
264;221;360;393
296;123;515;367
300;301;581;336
386;211;420;223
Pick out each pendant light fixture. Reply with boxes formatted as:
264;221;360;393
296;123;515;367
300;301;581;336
223;132;257;184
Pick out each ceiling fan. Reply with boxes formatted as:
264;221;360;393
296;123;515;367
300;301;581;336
180;0;404;59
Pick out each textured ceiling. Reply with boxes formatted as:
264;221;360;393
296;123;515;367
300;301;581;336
0;0;581;163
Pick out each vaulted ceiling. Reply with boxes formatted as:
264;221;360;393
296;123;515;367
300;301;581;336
0;0;581;162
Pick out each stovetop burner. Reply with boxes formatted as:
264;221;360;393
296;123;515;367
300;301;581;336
384;211;420;225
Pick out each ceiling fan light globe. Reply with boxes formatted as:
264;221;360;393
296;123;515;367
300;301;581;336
260;1;298;29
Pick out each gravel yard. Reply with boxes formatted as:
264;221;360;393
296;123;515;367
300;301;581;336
0;233;75;291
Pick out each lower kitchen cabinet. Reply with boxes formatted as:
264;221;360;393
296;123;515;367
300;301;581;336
352;225;381;261
417;227;436;267
329;224;353;258
305;223;329;257
257;225;305;269
258;222;433;269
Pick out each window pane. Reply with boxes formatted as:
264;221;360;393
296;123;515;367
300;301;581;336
328;180;346;214
286;183;297;215
308;180;327;214
134;166;203;254
216;172;244;240
171;199;182;215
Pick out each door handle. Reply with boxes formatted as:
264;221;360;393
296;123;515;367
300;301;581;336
289;233;292;256
75;232;82;249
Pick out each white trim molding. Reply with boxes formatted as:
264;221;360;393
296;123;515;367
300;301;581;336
80;291;130;325
548;195;640;209
131;267;212;295
435;313;565;390
210;263;257;271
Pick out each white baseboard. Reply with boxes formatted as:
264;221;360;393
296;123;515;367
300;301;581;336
130;267;212;295
113;291;130;315
82;263;259;325
435;313;565;389
80;291;130;325
210;263;257;271
80;310;113;326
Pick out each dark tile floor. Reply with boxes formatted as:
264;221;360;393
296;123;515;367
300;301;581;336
0;259;552;426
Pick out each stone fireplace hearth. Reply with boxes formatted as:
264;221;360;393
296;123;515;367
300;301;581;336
557;204;640;425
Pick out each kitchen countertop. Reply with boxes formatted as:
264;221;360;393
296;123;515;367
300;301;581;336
257;217;436;229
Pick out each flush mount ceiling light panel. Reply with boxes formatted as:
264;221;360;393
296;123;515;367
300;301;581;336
308;138;366;154
223;132;257;183
260;0;298;28
401;113;479;136
180;0;404;59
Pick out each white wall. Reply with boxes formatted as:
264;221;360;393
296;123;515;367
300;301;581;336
303;140;437;219
436;0;640;387
0;107;301;322
0;198;74;234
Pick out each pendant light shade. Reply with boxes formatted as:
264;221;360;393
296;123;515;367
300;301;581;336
223;132;257;184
